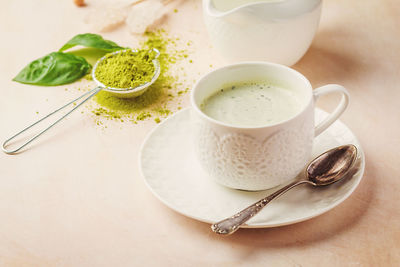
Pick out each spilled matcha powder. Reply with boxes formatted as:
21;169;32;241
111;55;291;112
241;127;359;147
94;49;156;89
91;29;192;124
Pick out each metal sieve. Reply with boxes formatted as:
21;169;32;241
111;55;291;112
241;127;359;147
2;48;161;154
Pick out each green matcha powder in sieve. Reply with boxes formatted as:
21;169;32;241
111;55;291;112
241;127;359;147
94;49;157;89
92;30;190;123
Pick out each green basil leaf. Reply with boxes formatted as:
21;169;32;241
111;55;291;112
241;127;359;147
59;33;124;52
13;52;91;86
68;48;109;66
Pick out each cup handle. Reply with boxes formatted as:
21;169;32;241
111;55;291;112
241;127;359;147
313;84;350;136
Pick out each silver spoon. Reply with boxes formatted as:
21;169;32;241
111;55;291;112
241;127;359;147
211;144;358;235
2;48;160;154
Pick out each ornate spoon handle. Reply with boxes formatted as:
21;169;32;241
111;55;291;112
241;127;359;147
211;180;313;235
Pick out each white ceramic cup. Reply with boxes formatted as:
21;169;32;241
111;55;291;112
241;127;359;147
191;62;349;191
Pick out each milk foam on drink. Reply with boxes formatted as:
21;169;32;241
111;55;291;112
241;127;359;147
200;82;302;127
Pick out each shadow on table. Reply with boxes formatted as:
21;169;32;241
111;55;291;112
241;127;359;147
293;29;369;89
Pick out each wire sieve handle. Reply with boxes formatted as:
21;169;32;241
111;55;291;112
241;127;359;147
2;86;103;154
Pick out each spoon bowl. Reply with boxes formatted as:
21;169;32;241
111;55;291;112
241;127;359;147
211;144;358;235
307;145;358;186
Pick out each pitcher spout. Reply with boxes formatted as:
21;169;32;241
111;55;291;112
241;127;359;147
203;0;282;18
203;0;230;18
204;0;321;19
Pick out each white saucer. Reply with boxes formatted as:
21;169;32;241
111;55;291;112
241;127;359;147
139;108;365;228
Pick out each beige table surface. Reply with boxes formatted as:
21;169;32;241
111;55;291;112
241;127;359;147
1;0;399;266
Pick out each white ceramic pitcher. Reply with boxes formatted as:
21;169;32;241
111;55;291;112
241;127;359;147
203;0;322;66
